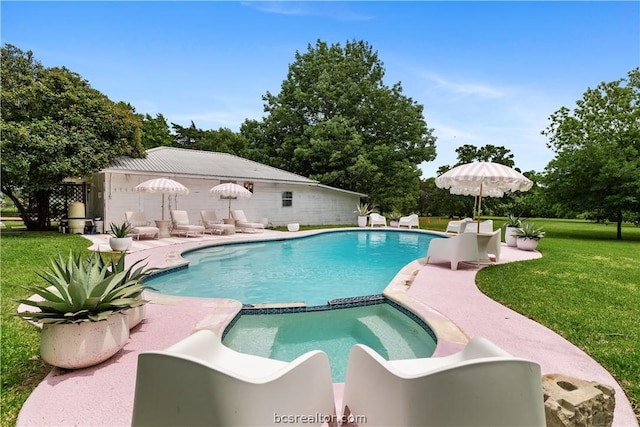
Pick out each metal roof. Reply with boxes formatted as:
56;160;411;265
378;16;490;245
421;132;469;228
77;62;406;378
104;147;317;184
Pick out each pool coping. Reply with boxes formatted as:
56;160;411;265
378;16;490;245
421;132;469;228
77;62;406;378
16;228;638;427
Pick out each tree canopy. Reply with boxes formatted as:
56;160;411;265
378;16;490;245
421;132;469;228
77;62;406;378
240;40;437;213
542;68;640;239
0;44;145;229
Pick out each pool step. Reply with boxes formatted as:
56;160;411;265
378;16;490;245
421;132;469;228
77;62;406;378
357;315;414;359
226;327;278;358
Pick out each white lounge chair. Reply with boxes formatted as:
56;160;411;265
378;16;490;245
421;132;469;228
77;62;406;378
231;210;265;233
445;217;473;233
124;211;160;240
425;233;479;270
369;213;387;227
398;214;420;229
169;210;205;237
131;330;336;427
342;337;546;427
200;210;235;235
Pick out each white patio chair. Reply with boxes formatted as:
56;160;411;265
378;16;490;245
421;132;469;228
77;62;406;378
461;219;494;234
124;211;160;240
425;233;479;270
131;330;336;427
398;213;420;229
200;210;235;235
369;213;387;227
169;210;205;237
445;217;473;233
231;210;265;233
342;337;546;427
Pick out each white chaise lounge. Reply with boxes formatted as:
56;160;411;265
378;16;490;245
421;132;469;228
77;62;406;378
200;210;235;235
231;210;265;233
131;330;336;427
342;337;546;427
169;210;205;237
124;211;160;240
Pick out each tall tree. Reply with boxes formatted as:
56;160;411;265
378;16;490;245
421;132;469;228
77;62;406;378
171;122;248;155
241;40;437;213
0;44;145;229
141;113;173;148
542;68;640;239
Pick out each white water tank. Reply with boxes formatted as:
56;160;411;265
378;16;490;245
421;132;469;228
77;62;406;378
68;202;86;234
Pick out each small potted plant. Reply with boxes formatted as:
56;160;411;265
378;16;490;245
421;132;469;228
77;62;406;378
502;214;522;247
16;252;152;369
514;222;545;251
354;203;375;227
109;222;132;251
388;210;403;228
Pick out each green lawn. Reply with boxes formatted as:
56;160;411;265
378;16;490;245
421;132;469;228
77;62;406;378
1;220;639;425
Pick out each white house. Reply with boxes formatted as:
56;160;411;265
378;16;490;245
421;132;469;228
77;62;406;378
87;147;365;228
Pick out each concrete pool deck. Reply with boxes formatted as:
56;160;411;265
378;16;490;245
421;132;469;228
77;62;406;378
17;229;638;426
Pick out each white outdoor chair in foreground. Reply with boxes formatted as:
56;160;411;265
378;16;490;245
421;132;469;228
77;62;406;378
425;233;479;270
369;213;387;227
169;210;205;237
398;213;420;229
342;337;545;427
231;210;265;232
131;330;336;427
124;211;160;240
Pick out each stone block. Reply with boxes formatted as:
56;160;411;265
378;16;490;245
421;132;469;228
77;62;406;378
542;373;615;427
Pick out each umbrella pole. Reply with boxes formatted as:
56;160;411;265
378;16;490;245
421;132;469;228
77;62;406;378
228;199;232;219
477;183;483;233
161;193;165;221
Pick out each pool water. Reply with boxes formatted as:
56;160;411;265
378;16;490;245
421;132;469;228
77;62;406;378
223;303;437;382
146;230;439;306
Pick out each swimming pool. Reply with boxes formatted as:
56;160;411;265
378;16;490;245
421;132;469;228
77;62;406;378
223;302;437;382
146;229;440;306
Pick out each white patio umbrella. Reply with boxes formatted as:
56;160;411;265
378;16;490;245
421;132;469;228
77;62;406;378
209;182;252;218
435;161;533;232
135;178;190;220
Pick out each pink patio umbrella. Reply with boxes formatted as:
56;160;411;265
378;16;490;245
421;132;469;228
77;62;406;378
209;182;252;218
435;162;533;232
135;178;190;220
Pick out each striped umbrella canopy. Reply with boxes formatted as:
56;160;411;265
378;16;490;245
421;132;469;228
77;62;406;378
435;162;533;231
135;178;190;220
209;182;252;218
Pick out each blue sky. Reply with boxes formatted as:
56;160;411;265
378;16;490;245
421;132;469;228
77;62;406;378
2;1;638;178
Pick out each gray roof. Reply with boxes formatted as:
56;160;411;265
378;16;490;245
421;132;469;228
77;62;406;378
104;147;317;184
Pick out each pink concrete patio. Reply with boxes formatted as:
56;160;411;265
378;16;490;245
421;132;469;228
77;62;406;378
17;230;637;426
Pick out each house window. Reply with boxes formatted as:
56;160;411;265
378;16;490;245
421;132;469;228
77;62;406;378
282;191;293;207
243;182;254;193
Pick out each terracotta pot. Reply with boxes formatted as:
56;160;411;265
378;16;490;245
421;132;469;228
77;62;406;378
40;314;129;369
109;237;132;252
516;237;539;251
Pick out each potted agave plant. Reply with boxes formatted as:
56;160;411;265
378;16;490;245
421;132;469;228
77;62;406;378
109;222;133;252
388;210;403;228
502;214;522;247
354;203;375;227
514;222;545;251
16;251;152;369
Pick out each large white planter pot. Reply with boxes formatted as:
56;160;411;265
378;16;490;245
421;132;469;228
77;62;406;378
287;223;300;232
125;304;146;329
505;227;519;247
109;237;132;252
40;314;129;369
516;237;539;251
357;216;368;227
